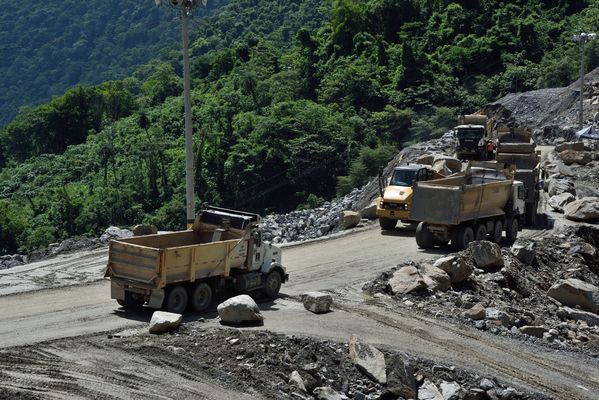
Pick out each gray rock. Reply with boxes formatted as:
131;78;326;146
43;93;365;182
388;266;427;295
418;379;443;400
485;308;513;327
433;256;472;284
547;278;599;313
557;306;599;327
575;184;599;199
519;326;548;338
349;335;387;384
359;203;377;220
510;240;536;265
470;241;504;268
132;224;158;236
339;211;361;230
440;381;461;400
479;378;495;390
560;149;593;165
301;292;333;314
548;178;576;197
289;370;307;392
149;311;182;334
384;355;417;399
564;197;599;221
313;386;342;400
217;295;264;324
420;264;452;292
100;226;133;243
464;303;486;320
548;192;576;212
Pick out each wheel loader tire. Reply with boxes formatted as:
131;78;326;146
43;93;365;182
165;285;188;314
190;282;213;312
474;224;487;241
264;270;282;298
415;222;434;249
379;217;396;230
506;217;519;242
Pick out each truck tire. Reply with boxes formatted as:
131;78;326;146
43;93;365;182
189;282;212;312
415;222;434;249
379;218;396;230
506;217;519;242
264;270;282;297
165;285;188;314
117;292;145;309
474;224;487;241
490;220;503;243
455;225;474;250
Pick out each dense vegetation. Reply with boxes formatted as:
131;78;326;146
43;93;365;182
1;0;598;255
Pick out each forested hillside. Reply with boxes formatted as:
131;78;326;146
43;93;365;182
0;0;223;126
1;0;599;255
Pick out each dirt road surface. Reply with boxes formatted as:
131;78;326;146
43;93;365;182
1;225;598;399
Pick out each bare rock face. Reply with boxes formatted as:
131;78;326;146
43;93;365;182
564;197;599;221
547;279;599;313
132;224;158;236
433;256;472;283
510;240;536;265
349;335;387;384
301;292;333;314
388;266;426;295
560;149;593;165
340;211;361;230
548;192;576;213
469;241;504;268
217;295;264;324
548;178;576;197
149;311;182;334
419;264;451;292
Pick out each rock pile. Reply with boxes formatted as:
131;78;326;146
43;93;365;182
0;254;27;270
364;227;599;353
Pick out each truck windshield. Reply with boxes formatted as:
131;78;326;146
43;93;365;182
456;128;484;140
390;169;418;186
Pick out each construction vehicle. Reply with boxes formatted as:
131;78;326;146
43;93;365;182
495;126;542;226
376;164;445;229
104;207;288;314
410;162;526;250
454;114;494;160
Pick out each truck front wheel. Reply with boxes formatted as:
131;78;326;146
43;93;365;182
264;271;282;297
190;282;213;312
379;218;396;230
165;285;188;314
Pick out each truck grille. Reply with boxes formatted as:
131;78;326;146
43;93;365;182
382;202;408;210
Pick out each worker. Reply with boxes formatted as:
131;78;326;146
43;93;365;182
486;140;495;160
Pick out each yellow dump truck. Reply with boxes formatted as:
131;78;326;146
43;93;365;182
410;162;526;250
376;164;443;229
104;207;288;313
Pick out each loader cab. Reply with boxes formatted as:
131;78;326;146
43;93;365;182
389;165;431;187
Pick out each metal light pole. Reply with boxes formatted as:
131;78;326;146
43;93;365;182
156;0;201;228
573;32;597;130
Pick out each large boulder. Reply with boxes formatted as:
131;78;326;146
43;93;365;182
132;224;158;236
440;381;461;400
432;156;462;175
519;326;548;338
548;192;576;212
217;295;264;324
419;264;451;292
557;306;599;327
560;149;593;165
349;335;387;384
301;292;333;314
339;211;361;230
548;178;576;197
463;303;486;320
564;197;599;221
149;311;182;334
547;279;599;313
384;355;417;399
510;240;536;265
388;266;426;295
469;241;504;268
433;256;472;283
359;202;377;220
100;226;133;243
556;141;585;152
415;154;435;165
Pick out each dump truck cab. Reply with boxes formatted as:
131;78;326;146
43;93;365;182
455;124;487;158
376;164;434;230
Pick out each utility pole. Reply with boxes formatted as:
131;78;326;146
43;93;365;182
156;0;201;228
573;32;596;130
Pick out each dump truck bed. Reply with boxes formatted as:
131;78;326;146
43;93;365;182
106;229;248;290
410;172;513;225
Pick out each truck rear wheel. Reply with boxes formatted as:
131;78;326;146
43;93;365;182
491;220;503;243
415;222;434;249
455;225;474;250
507;217;519;242
379;218;396;230
165;285;188;314
264;270;282;297
474;224;487;241
117;292;145;309
189;282;212;312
